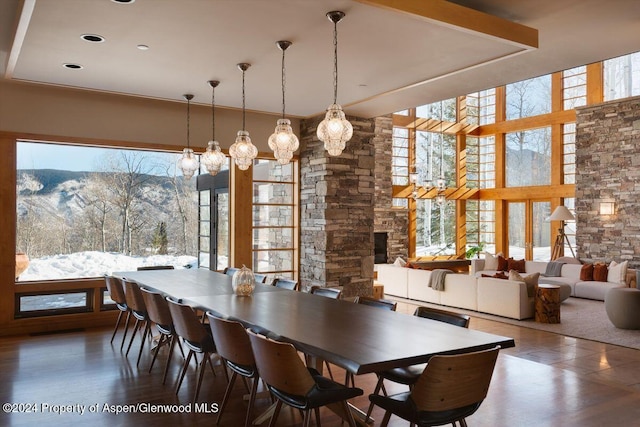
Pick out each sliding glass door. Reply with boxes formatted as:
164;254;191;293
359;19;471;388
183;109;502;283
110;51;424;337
508;200;551;261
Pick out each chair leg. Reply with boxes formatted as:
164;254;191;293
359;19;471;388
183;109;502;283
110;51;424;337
120;311;131;351
303;409;312;427
268;400;283;427
216;370;238;425
314;407;321;426
244;376;259;427
459;419;468;427
136;321;150;367
380;410;392;427
110;310;124;343
176;350;194;395
324;361;335;380
341;400;357;427
149;333;166;373
125;318;142;357
194;352;211;403
365;374;385;423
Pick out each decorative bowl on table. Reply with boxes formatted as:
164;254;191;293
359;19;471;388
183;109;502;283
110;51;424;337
232;265;255;296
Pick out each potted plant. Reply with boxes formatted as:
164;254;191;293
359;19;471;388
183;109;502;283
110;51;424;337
465;243;485;259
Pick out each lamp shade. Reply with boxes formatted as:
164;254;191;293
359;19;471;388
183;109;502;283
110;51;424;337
549;206;575;221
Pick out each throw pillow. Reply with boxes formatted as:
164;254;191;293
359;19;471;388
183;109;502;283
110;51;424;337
508;270;540;297
593;263;608;282
497;256;510;272
580;263;594;281
608;260;628;284
393;257;407;267
481;272;508;279
482;252;503;270
508;258;526;273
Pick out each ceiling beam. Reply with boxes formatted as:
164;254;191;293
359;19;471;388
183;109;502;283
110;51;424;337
353;0;538;50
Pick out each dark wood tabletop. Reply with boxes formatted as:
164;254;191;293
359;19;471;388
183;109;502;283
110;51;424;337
117;269;515;376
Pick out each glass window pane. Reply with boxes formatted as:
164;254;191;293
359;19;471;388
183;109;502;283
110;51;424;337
253;183;294;204
253;250;294;274
253;160;294;182
415;199;455;256
20;292;87;312
604;52;640;101
506;127;551;187
506;75;551;120
253;205;293;227
253;228;293;249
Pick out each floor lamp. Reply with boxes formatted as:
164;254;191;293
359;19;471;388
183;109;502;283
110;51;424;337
549;206;575;260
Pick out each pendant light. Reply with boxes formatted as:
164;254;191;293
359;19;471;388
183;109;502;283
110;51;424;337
201;80;227;175
177;94;199;179
268;40;299;165
317;10;353;156
229;63;258;171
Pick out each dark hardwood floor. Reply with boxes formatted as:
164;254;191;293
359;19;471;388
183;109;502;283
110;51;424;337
2;300;640;426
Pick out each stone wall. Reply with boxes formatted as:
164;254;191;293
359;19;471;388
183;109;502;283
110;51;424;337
299;114;375;297
575;96;640;267
373;116;408;262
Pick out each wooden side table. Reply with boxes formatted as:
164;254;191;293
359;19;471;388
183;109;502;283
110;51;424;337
535;284;561;323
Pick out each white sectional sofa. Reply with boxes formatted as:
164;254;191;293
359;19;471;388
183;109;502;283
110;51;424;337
470;259;628;301
376;259;632;321
377;264;534;320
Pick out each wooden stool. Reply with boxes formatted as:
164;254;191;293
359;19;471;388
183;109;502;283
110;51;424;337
535;284;561;323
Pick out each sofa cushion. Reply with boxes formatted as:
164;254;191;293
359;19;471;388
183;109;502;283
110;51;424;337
508;270;540;297
482;252;502;270
580;264;594;281
593;264;608;282
508;258;526;273
575;281;625;301
608;260;628;284
497;256;509;271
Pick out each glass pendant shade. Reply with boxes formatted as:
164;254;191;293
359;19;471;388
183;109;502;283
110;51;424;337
317;103;353;156
268;118;299;165
229;130;257;171
177;93;198;179
178;148;199;179
201;140;226;175
231;265;255;296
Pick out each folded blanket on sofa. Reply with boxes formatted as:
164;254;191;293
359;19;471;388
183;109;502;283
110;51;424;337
429;269;453;291
543;261;564;277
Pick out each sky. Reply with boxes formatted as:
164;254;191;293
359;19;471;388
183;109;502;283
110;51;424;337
17;141;181;175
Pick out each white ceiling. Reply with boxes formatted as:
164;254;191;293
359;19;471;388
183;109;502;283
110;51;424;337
2;0;640;119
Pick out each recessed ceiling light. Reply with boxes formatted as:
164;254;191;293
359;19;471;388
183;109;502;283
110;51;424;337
81;34;105;43
111;0;135;3
63;63;83;70
137;44;149;51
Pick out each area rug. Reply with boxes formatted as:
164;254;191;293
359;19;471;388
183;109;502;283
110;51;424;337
396;297;640;350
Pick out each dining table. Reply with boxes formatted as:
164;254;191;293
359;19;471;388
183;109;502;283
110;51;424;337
115;268;515;424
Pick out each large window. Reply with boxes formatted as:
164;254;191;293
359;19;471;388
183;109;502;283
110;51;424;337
506;127;551;187
506;75;551;120
252;159;298;281
15;141;198;314
466;88;496;125
466;200;496;254
604;51;640;101
563;66;587;110
466;136;496;189
392;127;409;185
416;199;456;257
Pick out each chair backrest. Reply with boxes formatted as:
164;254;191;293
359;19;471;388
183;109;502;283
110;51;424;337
141;288;173;328
411;346;499;412
414;306;470;328
247;329;315;396
310;286;342;299
123;279;146;314
137;265;175;271
254;274;268;284
355;295;397;311
271;278;298;291
166;297;209;343
223;267;239;277
104;275;126;305
207;313;255;367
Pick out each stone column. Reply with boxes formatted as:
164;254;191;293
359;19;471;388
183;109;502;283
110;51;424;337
299;114;375;297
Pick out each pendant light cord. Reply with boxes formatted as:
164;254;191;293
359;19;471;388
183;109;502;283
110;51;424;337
186;97;191;149
440;100;444;178
281;47;286;119
211;86;216;140
333;19;338;104
242;68;246;131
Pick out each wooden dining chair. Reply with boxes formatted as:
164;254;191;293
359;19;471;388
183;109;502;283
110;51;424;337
369;346;500;427
253;273;268;284
365;305;471;422
137;265;175;270
247;329;363;427
207;312;259;427
104;275;130;350
223;267;239;277
123;279;151;366
271;278;298;291
167;297;219;403
310;286;342;299
309;285;342;380
141;288;185;384
354;295;397;311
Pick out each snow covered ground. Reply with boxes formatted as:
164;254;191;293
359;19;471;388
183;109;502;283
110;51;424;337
18;251;198;281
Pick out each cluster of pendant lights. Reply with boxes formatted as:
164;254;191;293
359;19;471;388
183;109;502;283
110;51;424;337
177;10;352;178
